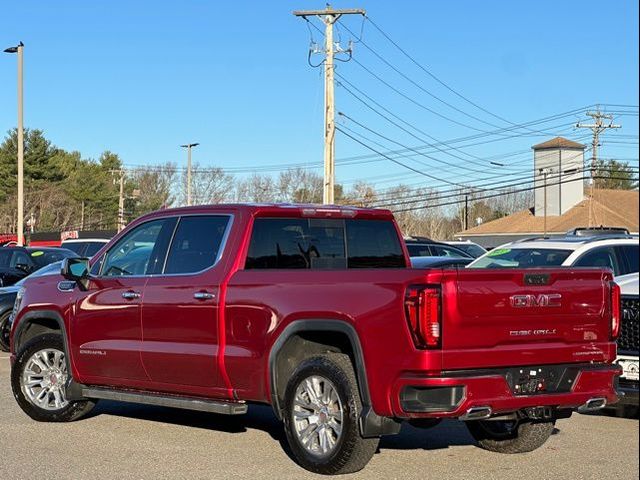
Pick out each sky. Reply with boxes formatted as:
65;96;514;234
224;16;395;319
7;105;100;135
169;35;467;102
0;0;638;192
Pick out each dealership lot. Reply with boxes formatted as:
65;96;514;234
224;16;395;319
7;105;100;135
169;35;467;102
0;352;637;480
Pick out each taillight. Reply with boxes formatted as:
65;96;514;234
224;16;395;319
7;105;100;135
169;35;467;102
405;286;441;348
611;282;621;340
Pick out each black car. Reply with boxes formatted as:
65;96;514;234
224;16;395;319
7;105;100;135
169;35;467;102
0;247;76;287
404;236;473;259
0;260;70;351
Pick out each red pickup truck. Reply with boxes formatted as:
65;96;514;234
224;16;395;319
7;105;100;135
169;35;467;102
10;204;621;474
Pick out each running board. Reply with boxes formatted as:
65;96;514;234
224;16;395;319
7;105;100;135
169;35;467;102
82;387;248;415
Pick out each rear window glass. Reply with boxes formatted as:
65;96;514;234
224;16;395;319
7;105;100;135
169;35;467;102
346;219;405;268
469;248;572;269
245;218;405;270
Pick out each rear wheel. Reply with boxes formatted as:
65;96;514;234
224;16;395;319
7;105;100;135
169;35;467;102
282;354;379;475
11;333;96;422
466;418;555;453
0;311;11;352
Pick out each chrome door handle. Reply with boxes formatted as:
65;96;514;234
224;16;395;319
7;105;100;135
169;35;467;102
193;292;215;300
122;291;141;300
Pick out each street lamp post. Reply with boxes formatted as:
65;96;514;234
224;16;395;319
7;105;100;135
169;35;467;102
4;42;24;246
180;143;199;206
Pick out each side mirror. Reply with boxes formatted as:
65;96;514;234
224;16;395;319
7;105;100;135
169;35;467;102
61;257;91;290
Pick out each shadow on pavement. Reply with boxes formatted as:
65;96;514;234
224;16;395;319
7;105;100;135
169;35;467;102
88;401;483;456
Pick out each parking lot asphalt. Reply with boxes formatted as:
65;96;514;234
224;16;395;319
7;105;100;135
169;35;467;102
0;351;637;480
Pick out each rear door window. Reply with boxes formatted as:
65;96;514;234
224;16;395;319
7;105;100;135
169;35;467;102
245;218;346;269
431;245;470;258
164;216;231;274
618;245;639;275
574;247;620;275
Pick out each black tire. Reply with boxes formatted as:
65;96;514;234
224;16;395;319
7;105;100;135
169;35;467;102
466;418;555;454
11;333;96;422
282;353;379;475
0;310;11;352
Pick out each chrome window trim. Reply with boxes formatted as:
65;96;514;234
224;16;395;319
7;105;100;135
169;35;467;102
94;213;234;279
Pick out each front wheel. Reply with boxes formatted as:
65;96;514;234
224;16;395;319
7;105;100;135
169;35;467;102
0;311;11;352
282;354;379;475
11;333;96;422
466;418;555;454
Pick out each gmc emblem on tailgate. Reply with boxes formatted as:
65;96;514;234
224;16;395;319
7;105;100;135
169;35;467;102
510;293;562;308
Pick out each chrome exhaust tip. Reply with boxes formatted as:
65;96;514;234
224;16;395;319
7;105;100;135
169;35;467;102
460;406;493;421
578;397;607;413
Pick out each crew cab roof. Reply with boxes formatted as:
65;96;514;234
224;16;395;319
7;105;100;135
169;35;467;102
133;203;395;221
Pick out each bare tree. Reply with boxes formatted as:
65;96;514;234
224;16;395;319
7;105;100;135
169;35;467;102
235;173;277;203
178;164;234;206
276;168;323;203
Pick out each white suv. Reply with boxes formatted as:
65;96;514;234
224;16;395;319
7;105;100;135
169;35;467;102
468;235;638;276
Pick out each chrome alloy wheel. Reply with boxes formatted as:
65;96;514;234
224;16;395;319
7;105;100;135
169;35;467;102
21;348;69;410
292;375;344;458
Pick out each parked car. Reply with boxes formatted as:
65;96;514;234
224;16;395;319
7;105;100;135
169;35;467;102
60;238;109;258
0;261;68;351
0;247;77;287
410;256;474;269
444;241;487;258
467;234;638;276
404;236;473;259
10;204;621;475
613;272;639;415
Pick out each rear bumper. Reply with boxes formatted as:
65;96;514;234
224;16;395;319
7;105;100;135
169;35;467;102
391;363;621;418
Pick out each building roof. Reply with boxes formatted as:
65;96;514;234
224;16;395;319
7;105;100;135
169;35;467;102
532;136;586;150
458;189;639;236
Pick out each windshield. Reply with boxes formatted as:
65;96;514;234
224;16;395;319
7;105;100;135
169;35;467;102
15;261;64;287
468;247;573;269
453;244;486;258
28;250;74;268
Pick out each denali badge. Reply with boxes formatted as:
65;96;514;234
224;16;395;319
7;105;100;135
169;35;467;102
510;293;562;308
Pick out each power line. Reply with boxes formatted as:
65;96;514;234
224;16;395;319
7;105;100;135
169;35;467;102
336;73;524;168
335;126;469;187
380;173;639;213
358;16;549;135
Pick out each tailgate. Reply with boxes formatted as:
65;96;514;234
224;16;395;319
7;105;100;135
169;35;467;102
441;268;616;370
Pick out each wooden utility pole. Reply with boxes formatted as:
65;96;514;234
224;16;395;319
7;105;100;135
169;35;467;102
293;6;365;204
576;108;621;226
110;169;126;232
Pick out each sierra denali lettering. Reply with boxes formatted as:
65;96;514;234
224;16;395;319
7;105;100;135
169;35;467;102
8;204;621;475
